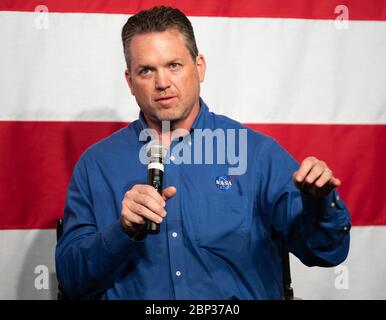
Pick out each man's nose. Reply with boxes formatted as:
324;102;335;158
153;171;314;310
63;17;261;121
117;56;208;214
155;70;171;91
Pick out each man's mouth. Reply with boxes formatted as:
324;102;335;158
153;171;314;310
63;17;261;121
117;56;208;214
155;96;177;102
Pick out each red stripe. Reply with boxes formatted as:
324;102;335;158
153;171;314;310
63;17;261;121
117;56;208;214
0;121;384;229
1;0;385;20
0;121;127;230
246;123;386;227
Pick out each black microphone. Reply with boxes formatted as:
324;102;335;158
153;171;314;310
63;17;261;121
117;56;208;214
145;140;167;234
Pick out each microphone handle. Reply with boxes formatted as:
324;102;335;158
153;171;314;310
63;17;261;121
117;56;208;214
145;168;163;234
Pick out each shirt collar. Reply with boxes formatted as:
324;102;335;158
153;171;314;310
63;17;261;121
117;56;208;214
137;110;148;132
191;97;209;131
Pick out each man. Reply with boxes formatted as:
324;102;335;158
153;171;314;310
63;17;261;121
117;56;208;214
56;6;350;299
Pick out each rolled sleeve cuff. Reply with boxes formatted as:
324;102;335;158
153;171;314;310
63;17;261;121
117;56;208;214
301;189;351;233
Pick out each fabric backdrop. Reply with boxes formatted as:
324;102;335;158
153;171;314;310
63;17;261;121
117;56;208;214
0;0;385;299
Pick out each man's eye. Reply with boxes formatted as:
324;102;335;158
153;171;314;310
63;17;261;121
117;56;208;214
139;68;151;75
170;63;180;69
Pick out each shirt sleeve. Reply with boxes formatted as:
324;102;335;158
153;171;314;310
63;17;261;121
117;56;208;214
259;139;351;267
55;156;142;299
286;189;351;267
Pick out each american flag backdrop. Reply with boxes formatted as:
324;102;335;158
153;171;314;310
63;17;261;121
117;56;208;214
0;0;385;299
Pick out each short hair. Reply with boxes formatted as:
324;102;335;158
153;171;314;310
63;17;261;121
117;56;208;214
121;6;199;69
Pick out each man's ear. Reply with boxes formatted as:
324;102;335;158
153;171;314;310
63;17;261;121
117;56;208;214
124;69;135;95
196;54;206;83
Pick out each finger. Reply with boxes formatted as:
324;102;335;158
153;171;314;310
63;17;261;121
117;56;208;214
314;169;342;189
314;168;333;188
133;184;166;207
128;202;164;224
121;206;146;227
292;170;301;188
129;193;166;218
304;162;326;185
330;176;341;187
294;157;318;183
162;186;177;201
122;193;166;217
123;211;146;225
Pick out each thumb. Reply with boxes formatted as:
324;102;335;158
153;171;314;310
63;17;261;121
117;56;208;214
162;186;177;201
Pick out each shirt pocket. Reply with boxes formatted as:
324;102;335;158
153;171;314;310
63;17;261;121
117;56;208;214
190;193;248;251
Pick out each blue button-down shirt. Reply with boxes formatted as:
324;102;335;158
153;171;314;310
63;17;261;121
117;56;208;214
56;98;351;299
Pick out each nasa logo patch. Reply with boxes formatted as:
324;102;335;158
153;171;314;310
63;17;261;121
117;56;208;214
215;175;235;191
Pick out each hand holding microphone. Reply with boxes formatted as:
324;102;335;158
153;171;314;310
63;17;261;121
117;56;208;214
121;141;176;239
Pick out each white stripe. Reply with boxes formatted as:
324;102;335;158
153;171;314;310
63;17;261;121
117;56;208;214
0;229;57;300
291;226;386;299
0;226;385;299
0;12;385;123
148;162;164;171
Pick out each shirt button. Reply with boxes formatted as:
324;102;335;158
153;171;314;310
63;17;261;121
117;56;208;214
343;226;349;231
170;155;175;161
330;202;336;208
188;141;192;146
172;232;178;238
336;195;340;201
176;271;182;277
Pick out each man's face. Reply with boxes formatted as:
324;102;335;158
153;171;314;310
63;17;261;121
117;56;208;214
125;29;206;129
